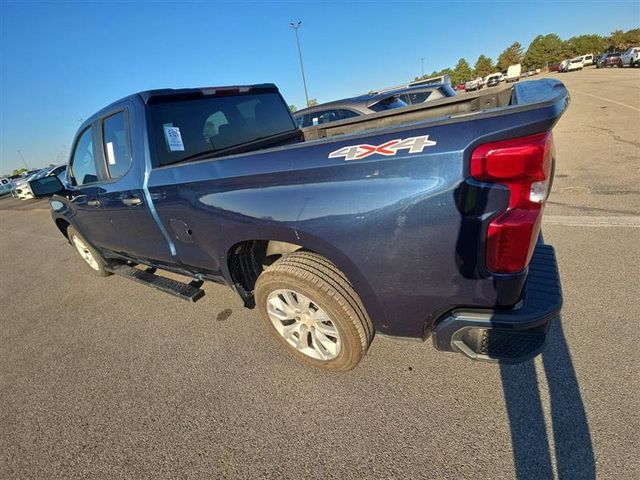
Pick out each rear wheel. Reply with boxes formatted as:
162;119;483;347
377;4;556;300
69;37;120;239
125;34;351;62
68;226;111;277
255;252;374;371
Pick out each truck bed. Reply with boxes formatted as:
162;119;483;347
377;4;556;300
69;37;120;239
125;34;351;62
301;79;567;141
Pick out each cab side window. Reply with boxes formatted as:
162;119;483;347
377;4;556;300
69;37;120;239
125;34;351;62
70;127;98;186
102;111;132;178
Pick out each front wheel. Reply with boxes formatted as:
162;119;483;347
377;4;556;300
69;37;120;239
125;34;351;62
68;226;111;277
255;252;374;371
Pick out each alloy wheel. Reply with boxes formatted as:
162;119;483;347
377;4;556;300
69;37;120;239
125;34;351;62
266;289;341;361
71;235;100;271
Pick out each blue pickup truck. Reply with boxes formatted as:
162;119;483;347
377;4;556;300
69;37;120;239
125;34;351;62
31;79;568;371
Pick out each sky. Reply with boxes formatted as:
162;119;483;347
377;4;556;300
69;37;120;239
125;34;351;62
1;0;638;174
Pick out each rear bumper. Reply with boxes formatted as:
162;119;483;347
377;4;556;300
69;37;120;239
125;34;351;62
432;244;562;363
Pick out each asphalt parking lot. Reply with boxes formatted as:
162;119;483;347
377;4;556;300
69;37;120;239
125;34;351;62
1;67;639;479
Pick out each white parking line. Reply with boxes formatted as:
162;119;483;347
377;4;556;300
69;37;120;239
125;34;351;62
543;215;640;227
571;90;640;112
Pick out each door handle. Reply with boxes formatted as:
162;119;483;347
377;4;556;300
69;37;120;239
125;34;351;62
122;195;143;207
87;199;101;207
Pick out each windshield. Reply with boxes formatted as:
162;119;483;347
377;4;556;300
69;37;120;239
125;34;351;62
147;92;296;167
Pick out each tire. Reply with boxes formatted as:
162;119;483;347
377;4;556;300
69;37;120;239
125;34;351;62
67;226;111;277
255;251;374;371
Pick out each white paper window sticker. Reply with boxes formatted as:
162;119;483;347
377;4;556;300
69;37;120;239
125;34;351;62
105;142;116;165
163;125;185;152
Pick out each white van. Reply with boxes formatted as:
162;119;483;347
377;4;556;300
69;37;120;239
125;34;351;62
505;64;521;83
566;57;584;72
580;54;594;66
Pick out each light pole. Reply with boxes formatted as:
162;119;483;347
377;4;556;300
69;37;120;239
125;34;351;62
16;150;29;170
421;57;425;77
289;21;310;107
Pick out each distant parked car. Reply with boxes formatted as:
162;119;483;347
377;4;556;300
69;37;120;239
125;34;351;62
454;83;466;91
565;58;584;72
597;52;622;68
464;77;483;92
392;83;456;105
620;47;639;67
548;62;562;72
484;72;503;87
0;178;14;196
293;83;455;128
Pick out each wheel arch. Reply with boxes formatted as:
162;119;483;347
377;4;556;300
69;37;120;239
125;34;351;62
54;217;71;240
225;234;385;329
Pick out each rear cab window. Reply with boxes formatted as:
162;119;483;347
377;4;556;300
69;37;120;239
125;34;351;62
147;91;297;167
102;111;132;178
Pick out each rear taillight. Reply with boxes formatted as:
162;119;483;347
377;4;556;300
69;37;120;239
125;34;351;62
471;132;554;273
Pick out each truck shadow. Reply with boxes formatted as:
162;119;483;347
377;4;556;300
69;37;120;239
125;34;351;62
499;316;595;479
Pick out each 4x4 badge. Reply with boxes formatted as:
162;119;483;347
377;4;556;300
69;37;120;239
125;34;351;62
328;135;437;161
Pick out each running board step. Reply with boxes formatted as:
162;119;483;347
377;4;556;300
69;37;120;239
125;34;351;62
108;264;205;302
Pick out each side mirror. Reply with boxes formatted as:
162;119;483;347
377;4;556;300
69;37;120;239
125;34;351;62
29;176;65;198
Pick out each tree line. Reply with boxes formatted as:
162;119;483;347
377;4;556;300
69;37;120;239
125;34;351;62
416;28;640;85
